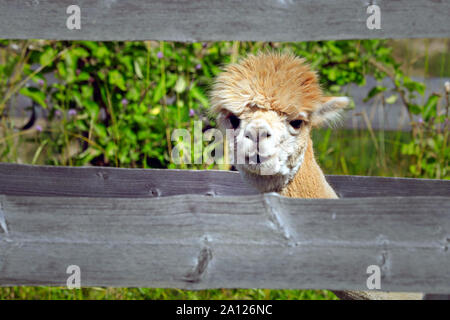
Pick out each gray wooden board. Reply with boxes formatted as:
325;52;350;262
0;163;449;198
0;0;449;41
0;194;449;291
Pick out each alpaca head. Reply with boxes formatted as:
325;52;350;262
210;52;349;192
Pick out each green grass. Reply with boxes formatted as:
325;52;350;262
313;128;412;177
0;287;337;300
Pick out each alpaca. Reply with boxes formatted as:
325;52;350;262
210;52;423;300
210;52;344;199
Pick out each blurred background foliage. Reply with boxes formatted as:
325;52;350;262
0;39;448;299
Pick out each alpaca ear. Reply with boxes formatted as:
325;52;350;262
311;96;349;126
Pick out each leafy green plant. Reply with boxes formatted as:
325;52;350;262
363;56;449;179
1;39;422;169
401;90;449;179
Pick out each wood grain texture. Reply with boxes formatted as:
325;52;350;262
0;194;449;291
0;0;449;41
0;163;448;198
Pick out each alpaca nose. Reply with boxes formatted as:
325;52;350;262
244;123;272;144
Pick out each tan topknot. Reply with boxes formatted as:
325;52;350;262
210;51;324;119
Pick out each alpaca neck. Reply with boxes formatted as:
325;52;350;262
281;137;338;199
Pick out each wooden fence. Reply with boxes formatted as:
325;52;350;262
0;163;449;295
0;0;449;298
0;0;449;41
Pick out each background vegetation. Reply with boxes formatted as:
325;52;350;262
0;39;448;299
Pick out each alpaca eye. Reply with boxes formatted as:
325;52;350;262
289;119;303;129
228;114;240;129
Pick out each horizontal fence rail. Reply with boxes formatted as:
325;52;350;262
0;163;449;199
0;193;449;291
0;163;449;293
0;0;449;41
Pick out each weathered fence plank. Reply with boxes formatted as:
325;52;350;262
0;194;449;292
0;163;448;198
0;0;449;41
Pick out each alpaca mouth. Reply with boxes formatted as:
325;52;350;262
241;154;279;175
245;154;271;165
